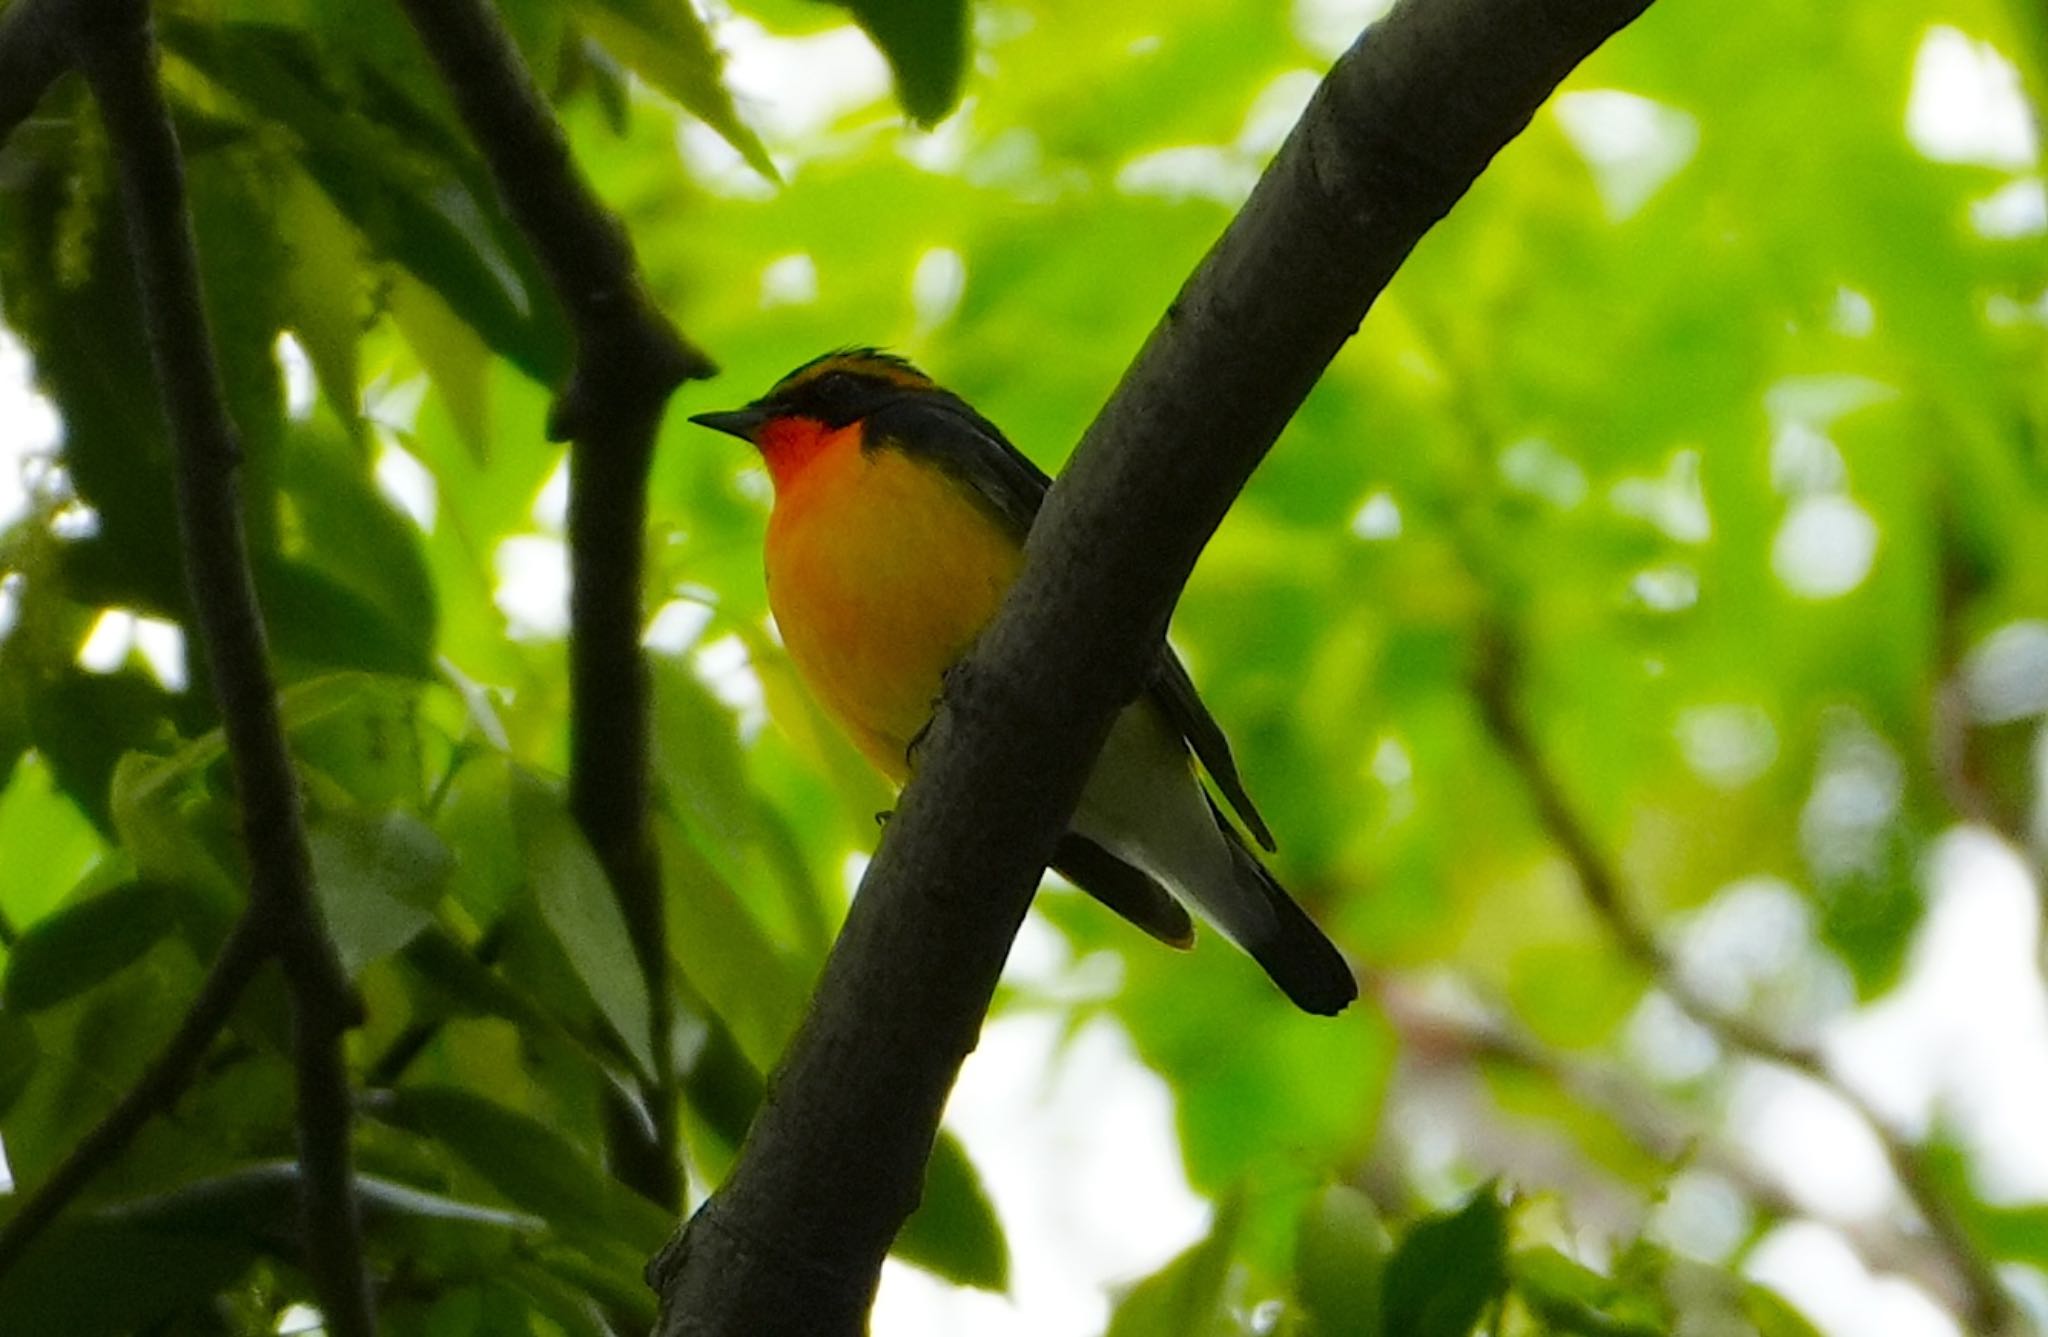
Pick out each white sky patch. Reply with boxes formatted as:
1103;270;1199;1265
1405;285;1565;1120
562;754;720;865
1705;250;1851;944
679;17;888;192
1748;1221;1960;1337
1291;0;1395;60
1832;287;1877;338
1971;177;2048;238
1625;990;1721;1086
642;598;715;655
1629;563;1699;613
1349;489;1401;540
373;431;438;532
1962;619;2048;724
1801;717;1904;883
1772;494;1879;599
1500;437;1588;508
0;327;62;532
1116;145;1259;206
1553;90;1700;221
1674;877;1812;1015
1770;419;1847;498
76;608;136;674
693;632;767;739
911;247;967;331
1611;447;1711;543
275;332;316;420
1239;70;1323;157
364;371;429;435
532;451;570;533
1729;1068;1897;1220
48;499;99;540
133;615;188;692
1828;832;2048;1199
759;252;820;309
873;1013;1208;1337
1652;1169;1751;1263
492;534;570;640
1675;704;1779;789
1764;374;1897;430
274;1303;325;1335
1906;27;2039;170
0;572;20;646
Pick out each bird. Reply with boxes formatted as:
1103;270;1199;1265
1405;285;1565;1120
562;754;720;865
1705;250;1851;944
689;349;1356;1015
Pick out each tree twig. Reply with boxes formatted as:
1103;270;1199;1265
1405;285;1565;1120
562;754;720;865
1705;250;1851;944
649;0;1656;1328
393;0;716;1211
0;0;70;148
33;1;377;1329
1377;973;1981;1313
0;912;268;1274
1471;625;2022;1336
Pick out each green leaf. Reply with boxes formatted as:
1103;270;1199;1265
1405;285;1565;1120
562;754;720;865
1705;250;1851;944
1106;1190;1244;1337
100;1160;541;1242
163;19;570;384
1511;1247;1667;1337
0;752;107;929
834;0;968;126
0;1009;42;1116
572;0;778;179
308;808;453;976
380;1084;673;1256
1380;1186;1509;1337
1744;1284;1826;1337
511;771;657;1075
0;1221;253;1336
894;1132;1009;1290
274;165;365;426
651;653;760;871
388;269;495;462
1295;1185;1388;1337
256;554;436;679
656;816;802;1072
3;880;180;1012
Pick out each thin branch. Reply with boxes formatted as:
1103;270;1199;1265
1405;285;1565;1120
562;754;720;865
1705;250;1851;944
0;912;268;1273
55;1;375;1329
1472;626;2022;1336
1378;974;1979;1312
0;0;70;148
649;0;1656;1328
393;0;716;1212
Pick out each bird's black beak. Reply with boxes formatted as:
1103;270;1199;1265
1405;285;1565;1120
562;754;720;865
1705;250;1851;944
689;406;770;443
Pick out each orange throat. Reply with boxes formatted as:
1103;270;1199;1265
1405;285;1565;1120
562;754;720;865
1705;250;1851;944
757;416;854;492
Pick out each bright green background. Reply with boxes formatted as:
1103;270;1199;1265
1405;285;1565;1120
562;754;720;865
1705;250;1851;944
1;0;2045;1331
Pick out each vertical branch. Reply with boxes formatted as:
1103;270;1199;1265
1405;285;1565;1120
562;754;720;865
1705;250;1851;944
69;1;375;1331
1472;626;2022;1337
392;0;716;1209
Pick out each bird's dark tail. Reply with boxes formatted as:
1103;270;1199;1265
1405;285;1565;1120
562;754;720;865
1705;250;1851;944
1215;810;1358;1016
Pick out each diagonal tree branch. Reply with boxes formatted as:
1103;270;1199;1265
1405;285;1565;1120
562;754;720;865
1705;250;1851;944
1472;626;2022;1336
650;0;1656;1329
0;912;269;1275
392;0;716;1213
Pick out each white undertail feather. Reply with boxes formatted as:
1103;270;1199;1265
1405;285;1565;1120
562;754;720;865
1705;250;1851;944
1068;701;1280;952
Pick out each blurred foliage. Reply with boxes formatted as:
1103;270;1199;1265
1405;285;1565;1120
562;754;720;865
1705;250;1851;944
1;0;2046;1331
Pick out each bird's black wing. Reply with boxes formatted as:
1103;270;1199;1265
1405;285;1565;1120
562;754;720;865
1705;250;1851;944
866;394;1276;851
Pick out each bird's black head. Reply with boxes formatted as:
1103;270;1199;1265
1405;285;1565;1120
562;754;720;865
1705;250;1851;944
689;348;936;442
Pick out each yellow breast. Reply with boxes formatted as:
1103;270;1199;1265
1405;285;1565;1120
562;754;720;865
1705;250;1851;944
765;430;1023;782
